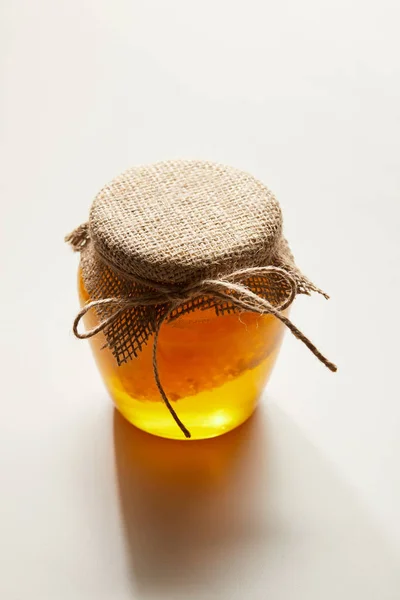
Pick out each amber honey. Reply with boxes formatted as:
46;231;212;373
79;270;286;439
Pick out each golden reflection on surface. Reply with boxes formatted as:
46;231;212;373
113;407;268;593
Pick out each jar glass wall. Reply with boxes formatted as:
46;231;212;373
79;269;287;440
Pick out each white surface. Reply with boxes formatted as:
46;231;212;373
1;1;400;598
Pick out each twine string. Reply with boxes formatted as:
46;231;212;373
73;266;337;438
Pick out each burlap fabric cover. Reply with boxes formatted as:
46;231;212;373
67;159;335;359
70;161;317;337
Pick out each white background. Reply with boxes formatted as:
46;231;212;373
1;1;400;598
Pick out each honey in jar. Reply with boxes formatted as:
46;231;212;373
78;269;287;439
67;161;335;440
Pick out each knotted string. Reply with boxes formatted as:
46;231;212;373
73;266;337;438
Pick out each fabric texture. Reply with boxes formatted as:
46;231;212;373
66;160;328;366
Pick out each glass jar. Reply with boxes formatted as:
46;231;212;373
68;160;335;441
79;269;287;440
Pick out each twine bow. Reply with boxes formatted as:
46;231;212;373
73;265;337;439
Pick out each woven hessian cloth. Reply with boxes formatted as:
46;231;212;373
67;160;327;366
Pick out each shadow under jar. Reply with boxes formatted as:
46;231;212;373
68;160;335;441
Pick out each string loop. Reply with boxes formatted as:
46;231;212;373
73;266;337;438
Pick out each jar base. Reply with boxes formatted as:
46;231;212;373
108;352;278;440
115;401;257;441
